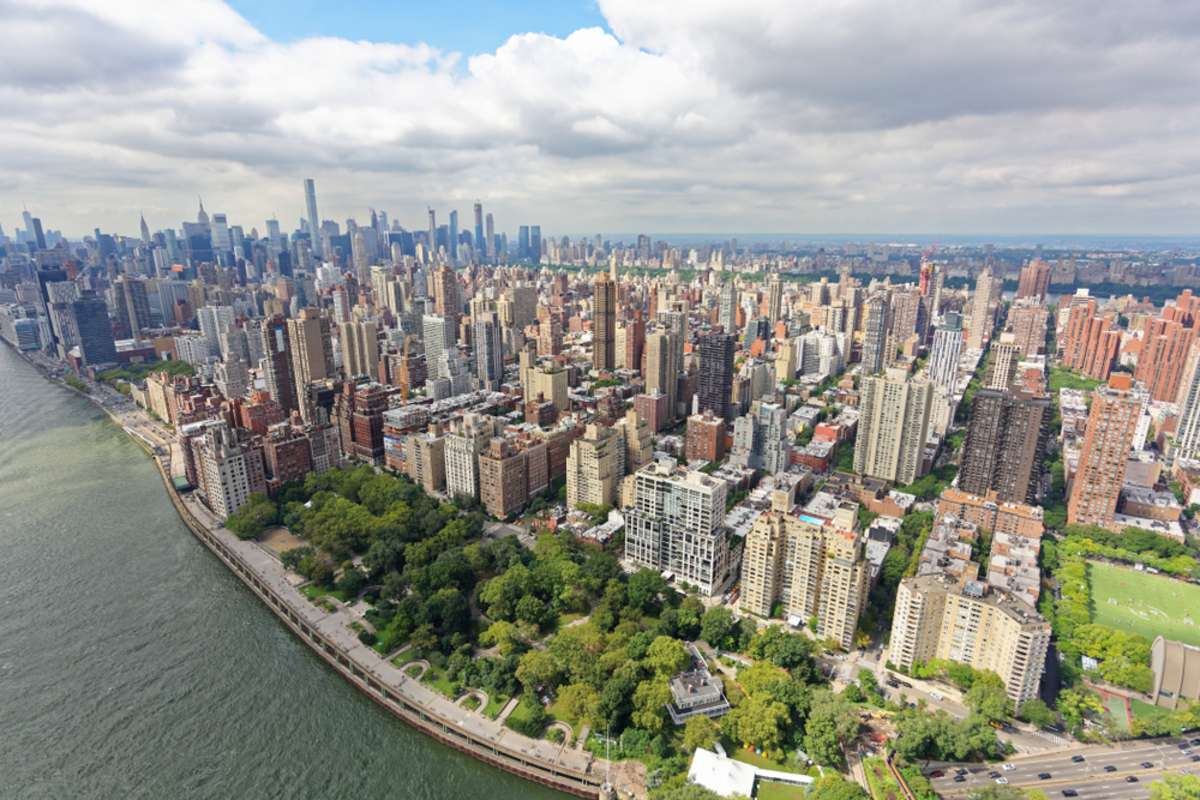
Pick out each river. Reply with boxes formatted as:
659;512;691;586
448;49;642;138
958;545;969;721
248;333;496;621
0;345;563;800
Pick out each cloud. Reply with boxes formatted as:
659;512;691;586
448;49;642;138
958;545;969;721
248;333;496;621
1;0;1199;236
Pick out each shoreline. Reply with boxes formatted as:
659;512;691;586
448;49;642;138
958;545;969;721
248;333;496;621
10;346;628;800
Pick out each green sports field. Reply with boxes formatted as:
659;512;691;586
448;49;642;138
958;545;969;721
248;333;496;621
1089;561;1200;646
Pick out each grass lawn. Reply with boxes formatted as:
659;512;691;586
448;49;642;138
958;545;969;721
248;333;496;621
462;694;482;711
864;756;902;800
421;668;460;699
756;780;809;800
733;748;802;774
483;693;509;720
1088;561;1200;646
301;583;351;603
1130;698;1175;725
504;697;547;736
1048;366;1101;396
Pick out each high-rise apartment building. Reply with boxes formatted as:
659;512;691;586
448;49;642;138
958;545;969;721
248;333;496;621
480;437;529;519
959;388;1050;505
1007;303;1049;357
423;313;456;382
71;292;117;366
740;504;868;649
184;420;265;520
339;319;379;379
260;316;297;413
473;310;504;391
766;274;783;326
565;423;623;509
1015;258;1051;302
432;265;461;326
644;328;677;424
890;574;1050;708
696;331;736;422
861;293;890;375
927;312;963;392
592;271;616;371
854;368;933;485
966;266;996;350
624;460;729;596
718;282;737;332
686;412;726;463
1067;374;1142;528
1061;298;1121;381
444;414;496;501
1134;298;1198;402
288;308;334;423
985;333;1021;391
729;397;791;474
114;276;152;337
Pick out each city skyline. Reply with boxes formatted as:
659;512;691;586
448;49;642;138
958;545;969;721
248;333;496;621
5;1;1200;237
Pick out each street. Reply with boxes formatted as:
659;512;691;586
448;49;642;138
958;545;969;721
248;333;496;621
931;735;1200;800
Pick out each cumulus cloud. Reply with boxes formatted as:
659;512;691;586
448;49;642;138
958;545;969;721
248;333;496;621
1;0;1199;236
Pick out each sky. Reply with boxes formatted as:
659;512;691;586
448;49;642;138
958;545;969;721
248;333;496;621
2;0;1199;239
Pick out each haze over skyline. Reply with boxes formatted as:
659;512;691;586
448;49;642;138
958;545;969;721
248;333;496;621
4;0;1200;237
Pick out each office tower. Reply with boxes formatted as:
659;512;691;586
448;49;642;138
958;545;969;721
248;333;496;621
1007;303;1049;357
861;293;890;375
1067;374;1142;528
303;178;320;250
1061;298;1121;380
260;316;297;413
592;271;616;371
565;423;623;509
696;331;736;422
71;292;117;366
114;276;152;337
686;412;726;462
741;504;868;649
473;310;503;391
448;209;458;261
985;333;1021;390
1134;300;1198;402
287;308;334;423
426;208;437;263
422;313;455;381
518;225;530;260
854;367;933;484
473;202;484;258
530;226;541;262
766;274;783;326
623;460;729;596
729;398;791;473
484;213;495;259
197;304;234;356
644;328;676;421
339;320;379;379
31;218;46;250
1015;258;1051;302
718;282;736;332
959;388;1051;505
966;266;995;350
890;574;1050;708
139;214;151;243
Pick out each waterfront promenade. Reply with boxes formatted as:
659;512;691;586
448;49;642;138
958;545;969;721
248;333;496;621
19;351;640;800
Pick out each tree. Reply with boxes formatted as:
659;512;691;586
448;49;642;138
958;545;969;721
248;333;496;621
803;689;860;767
626;569;669;613
648;779;736;800
1057;688;1104;731
646;636;691;677
747;626;818;678
225;493;277;539
808;774;870;800
965;671;1012;722
724;691;790;752
631;678;672;733
480;620;524;656
556;682;602;729
700;607;737;650
1149;774;1200;800
1017;698;1056;729
516;649;562;695
682;715;721;754
969;787;1026;800
335;565;367;597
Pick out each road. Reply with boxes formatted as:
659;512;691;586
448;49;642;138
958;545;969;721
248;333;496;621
931;735;1200;800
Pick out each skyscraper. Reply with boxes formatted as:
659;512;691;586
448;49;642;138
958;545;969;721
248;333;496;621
1015;258;1051;302
71;292;117;366
303;178;320;251
966;266;996;350
432;264;461;328
484;213;495;259
427;208;437;263
1061;298;1121;380
718;281;736;332
958;388;1051;505
592;271;616;372
518;225;530;260
565;423;623;509
985;333;1021;391
1067;374;1142;529
260;316;297;413
114;276;151;338
473;310;503;391
1134;297;1198;402
288;308;334;423
423;313;455;381
696;331;735;422
854;367;933;485
530;225;541;263
339;320;379;379
449;209;459;261
644;328;676;423
861;293;890;375
473;202;484;259
766;274;783;326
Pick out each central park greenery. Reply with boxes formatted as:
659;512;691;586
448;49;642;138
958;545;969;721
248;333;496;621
226;465;1004;793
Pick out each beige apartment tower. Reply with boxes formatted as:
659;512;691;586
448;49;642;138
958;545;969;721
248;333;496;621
854;367;933;484
565;423;623;509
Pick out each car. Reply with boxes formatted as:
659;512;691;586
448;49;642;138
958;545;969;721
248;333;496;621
1071;755;1086;763
1191;738;1200;746
1141;762;1154;769
1192;755;1200;763
1104;766;1117;773
996;778;1009;785
1127;776;1139;784
930;771;945;778
954;776;967;783
956;769;969;777
1003;764;1017;772
1062;790;1078;798
930;691;944;701
1039;773;1053;780
886;679;900;688
1180;742;1191;749
989;771;1002;779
